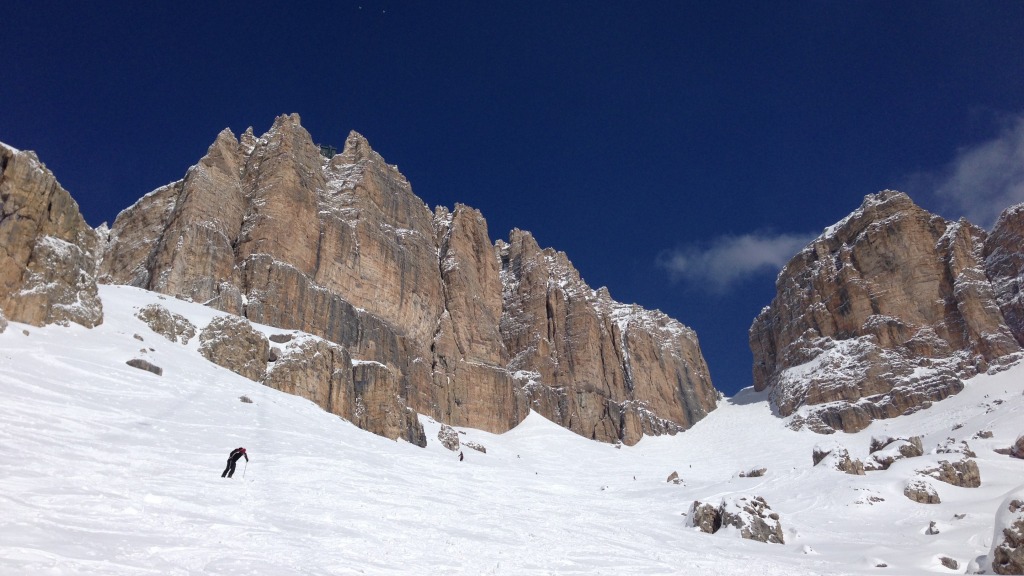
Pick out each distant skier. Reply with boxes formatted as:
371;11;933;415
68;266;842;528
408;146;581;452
459;451;464;462
221;447;248;478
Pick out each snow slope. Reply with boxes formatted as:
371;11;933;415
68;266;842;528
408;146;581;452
1;285;1022;575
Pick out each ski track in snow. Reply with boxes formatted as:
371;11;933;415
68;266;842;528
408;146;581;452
0;284;1022;574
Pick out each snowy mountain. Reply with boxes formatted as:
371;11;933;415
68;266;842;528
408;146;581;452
2;284;1022;574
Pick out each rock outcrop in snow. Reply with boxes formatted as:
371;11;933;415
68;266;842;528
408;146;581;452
990;491;1024;575
921;458;981;488
750;191;1023;432
904;478;941;504
97;114;716;445
135;304;196;345
686;496;784;544
0;143;102;328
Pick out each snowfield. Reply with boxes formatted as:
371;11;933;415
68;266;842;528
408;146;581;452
1;285;1023;575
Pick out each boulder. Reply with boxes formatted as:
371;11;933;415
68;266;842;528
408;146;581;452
464;441;486;454
126;358;163;376
437;424;460;451
904;478;941;504
686;496;784;544
867;437;924;470
1011;435;1024;459
687;501;721;535
990;495;1024;575
739;467;767;478
813;445;865;475
0;142;102;327
935;437;976;458
199;316;270;381
135;304;196;344
667;471;682;484
940;556;958;570
922;458;981;488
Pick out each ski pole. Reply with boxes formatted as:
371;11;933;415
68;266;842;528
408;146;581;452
243;460;248;479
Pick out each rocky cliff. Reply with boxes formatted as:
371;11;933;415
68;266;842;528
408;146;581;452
750;191;1022;433
99;113;717;444
0;143;102;328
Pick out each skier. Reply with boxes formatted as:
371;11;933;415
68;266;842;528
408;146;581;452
221;447;248;478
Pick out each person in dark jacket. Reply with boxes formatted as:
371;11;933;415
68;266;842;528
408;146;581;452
221;447;248;478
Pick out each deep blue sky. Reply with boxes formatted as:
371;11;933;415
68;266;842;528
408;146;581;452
4;2;1024;396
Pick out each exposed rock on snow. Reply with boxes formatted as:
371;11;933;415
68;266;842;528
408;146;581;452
686;496;784;544
0;142;103;328
0;307;6;334
667;471;682;484
866;436;923;471
934;437;976;458
813;444;865;475
739;467;767;478
199;315;270;381
904;478;941;504
135;304;196;344
990;492;1024;575
262;338;351;419
940;556;958;570
1011;435;1024;459
438;424;460;451
126;358;163;376
921;458;981;488
464;441;486;453
751;191;1022;433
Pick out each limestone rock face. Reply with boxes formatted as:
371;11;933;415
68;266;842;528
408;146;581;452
751;191;1021;432
99;114;718;445
0;307;7;334
352;362;427;447
136;304;196;344
199;316;270;382
985;204;1024;346
263;338;352;416
430;205;527;433
0;143;102;327
500;229;717;444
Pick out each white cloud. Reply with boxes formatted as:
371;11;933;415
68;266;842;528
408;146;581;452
657;231;815;293
919;115;1024;229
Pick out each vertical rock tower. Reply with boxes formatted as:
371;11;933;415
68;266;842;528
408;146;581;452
99;114;718;444
0;143;102;328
